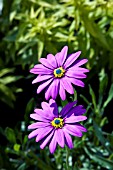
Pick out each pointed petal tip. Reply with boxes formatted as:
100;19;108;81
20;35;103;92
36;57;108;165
83;116;87;120
28;134;33;139
28;125;31;130
77;50;81;55
62;45;68;50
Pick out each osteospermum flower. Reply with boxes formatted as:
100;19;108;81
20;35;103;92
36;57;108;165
28;99;87;154
30;46;89;100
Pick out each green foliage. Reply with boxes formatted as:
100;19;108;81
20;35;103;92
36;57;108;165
0;0;113;169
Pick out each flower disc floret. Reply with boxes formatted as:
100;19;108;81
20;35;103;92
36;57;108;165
54;67;65;78
51;118;64;128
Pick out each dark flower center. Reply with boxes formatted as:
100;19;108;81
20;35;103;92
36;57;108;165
56;69;61;74
54;119;60;124
54;67;65;78
51;118;64;128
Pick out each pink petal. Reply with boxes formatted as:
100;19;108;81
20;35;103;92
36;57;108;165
47;54;57;68
68;77;84;87
65;116;87;123
75;124;87;132
64;124;82;137
34;109;53;120
36;126;53;142
66;70;87;79
28;128;41;139
49;132;57;154
28;122;50;129
64;51;81;68
30;64;52;75
74;59;88;67
40;130;55;149
37;78;53;93
55;46;68;67
41;101;55;118
68;66;89;73
39;58;54;69
55;129;65;148
49;99;58;117
59;80;66;100
61;77;74;94
32;75;53;84
45;79;59;100
63;130;73;148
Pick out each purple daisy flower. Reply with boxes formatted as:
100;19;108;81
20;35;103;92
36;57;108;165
30;46;89;100
28;99;87;154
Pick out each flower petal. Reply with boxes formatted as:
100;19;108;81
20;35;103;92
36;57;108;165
64;51;81;68
34;109;53;120
60;101;77;117
37;78;53;94
30;113;50;122
28;128;41;139
55;129;65;148
47;54;57;68
63;130;73;149
59;80;66;100
32;75;53;84
66;105;86;117
74;59;88;67
41;101;55;118
64;124;82;137
40;130;54;149
61;77;74;94
49;132;57;154
55;46;68;67
65;116;87;123
49;99;58;117
28;122;50;129
39;58;54;69
66;70;87;79
68;66;89;73
36;126;53;142
30;64;52;75
68;77;84;87
45;79;59;100
75;124;87;132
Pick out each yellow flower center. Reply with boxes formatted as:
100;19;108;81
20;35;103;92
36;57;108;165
54;67;65;78
51;118;64;128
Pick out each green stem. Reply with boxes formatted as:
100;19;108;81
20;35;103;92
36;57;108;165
66;147;70;170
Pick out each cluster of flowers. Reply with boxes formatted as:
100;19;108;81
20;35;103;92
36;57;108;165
28;46;89;154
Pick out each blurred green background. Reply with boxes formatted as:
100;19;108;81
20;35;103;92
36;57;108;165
0;0;113;169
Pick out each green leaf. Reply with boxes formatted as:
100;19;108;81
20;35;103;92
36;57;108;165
5;127;16;143
0;76;23;84
17;163;26;170
103;83;113;108
84;147;113;169
0;83;16;107
0;68;15;77
93;121;112;153
89;85;97;112
99;69;108;95
24;98;35;122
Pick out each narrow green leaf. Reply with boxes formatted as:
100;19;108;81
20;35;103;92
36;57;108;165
103;83;113;108
89;85;97;112
84;147;113;169
93;121;112;153
17;163;26;170
0;68;15;77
